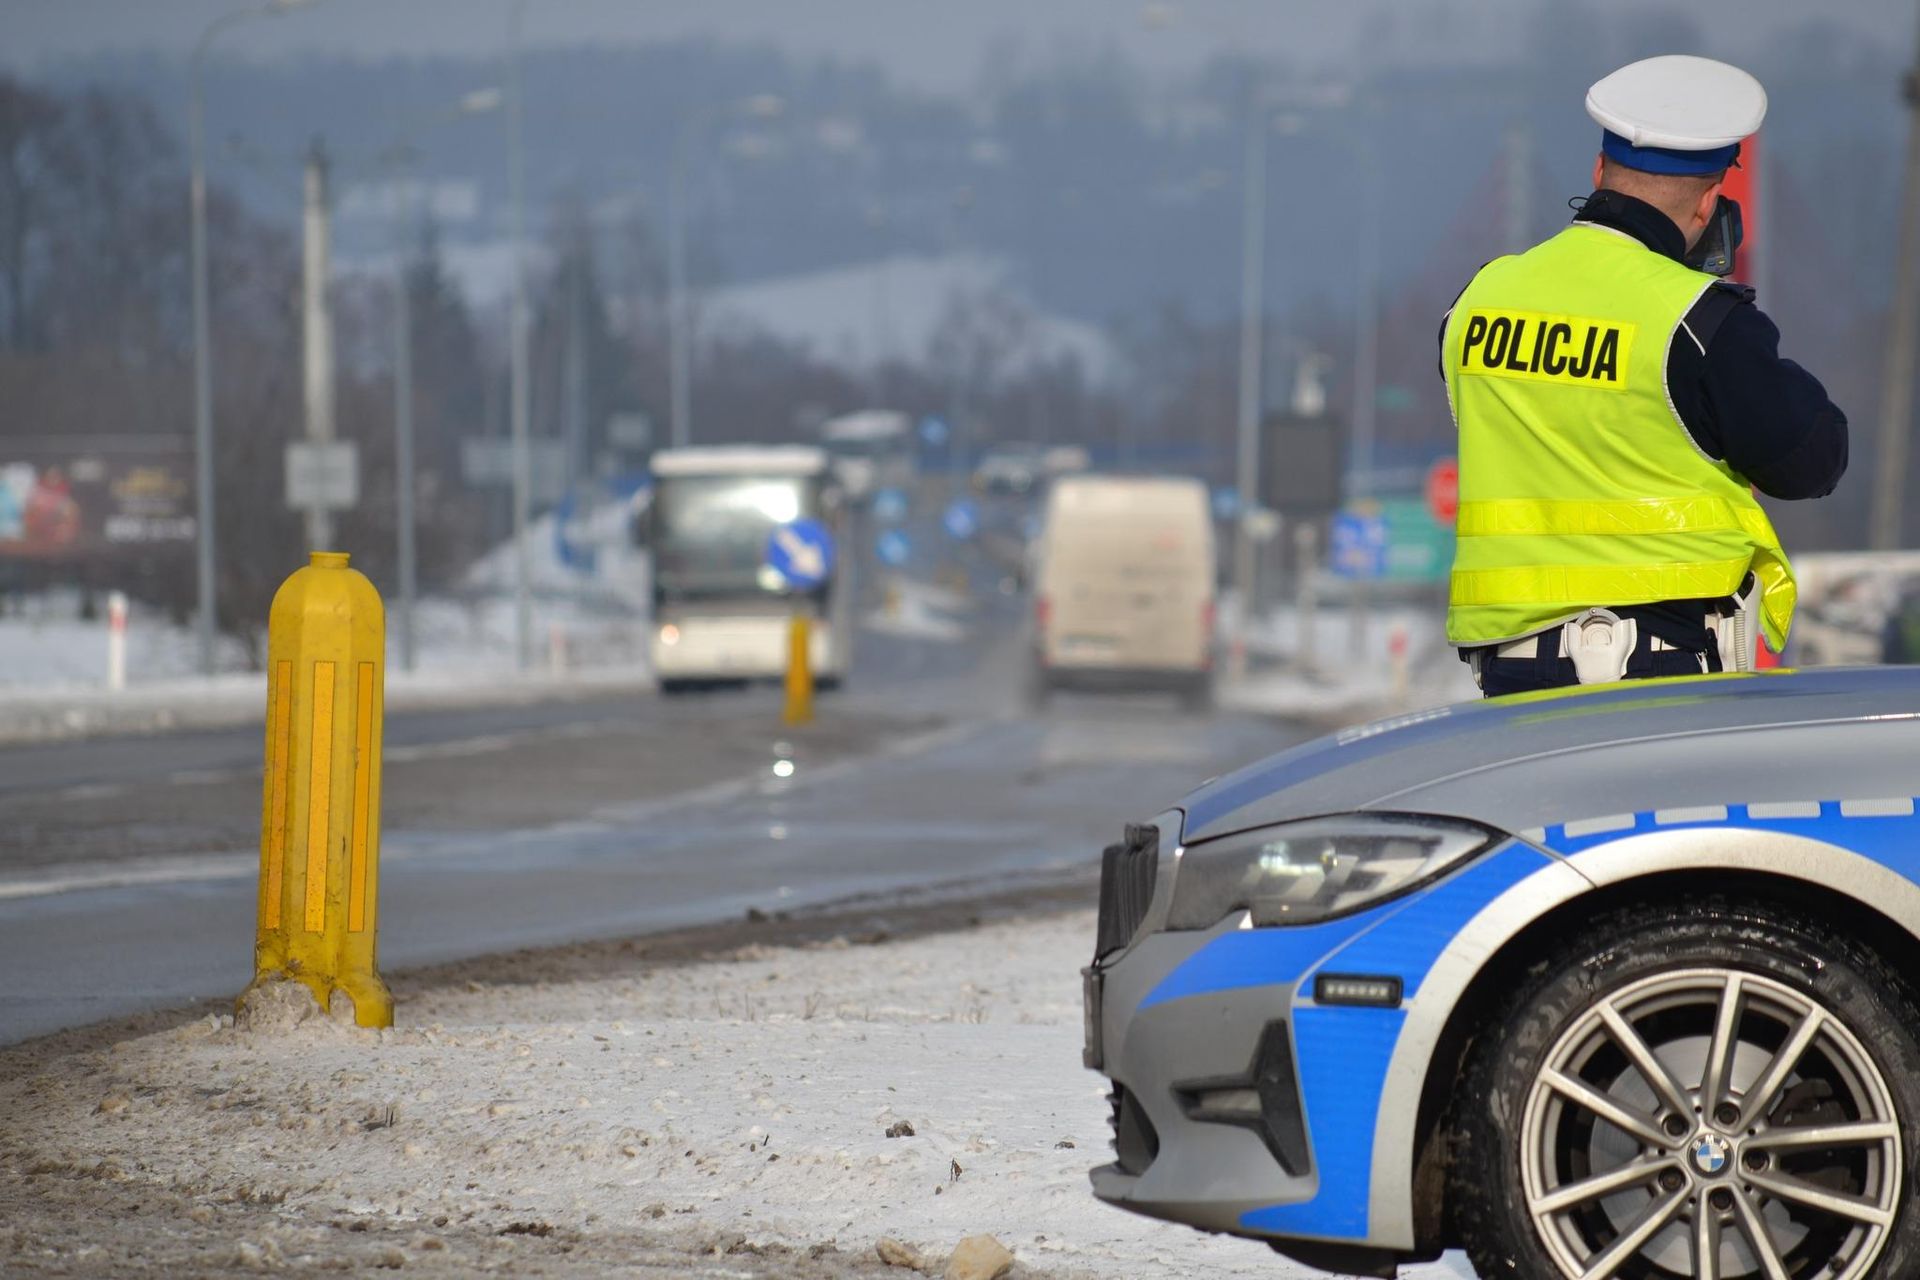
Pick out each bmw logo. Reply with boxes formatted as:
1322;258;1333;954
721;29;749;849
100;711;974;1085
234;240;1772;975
1691;1133;1732;1176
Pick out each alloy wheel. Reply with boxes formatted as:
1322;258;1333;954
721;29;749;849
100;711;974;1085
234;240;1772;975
1519;967;1901;1279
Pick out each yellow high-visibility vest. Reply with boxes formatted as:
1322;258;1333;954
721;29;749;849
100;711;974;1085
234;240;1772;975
1441;223;1794;652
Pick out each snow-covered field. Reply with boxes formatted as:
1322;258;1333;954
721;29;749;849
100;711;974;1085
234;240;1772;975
1;910;1472;1278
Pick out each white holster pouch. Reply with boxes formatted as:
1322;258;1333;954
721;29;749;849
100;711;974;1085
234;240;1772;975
1712;582;1760;673
1565;608;1638;684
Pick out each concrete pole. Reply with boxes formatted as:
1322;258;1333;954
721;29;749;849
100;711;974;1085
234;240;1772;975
1230;98;1269;678
187;47;218;673
565;227;588;492
391;163;418;672
1872;18;1920;551
301;139;336;551
506;1;533;668
1352;142;1380;496
667;121;692;450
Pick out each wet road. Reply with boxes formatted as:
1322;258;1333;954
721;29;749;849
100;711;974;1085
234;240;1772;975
0;608;1301;1044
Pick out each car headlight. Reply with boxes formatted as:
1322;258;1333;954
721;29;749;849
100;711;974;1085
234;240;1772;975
1166;814;1497;930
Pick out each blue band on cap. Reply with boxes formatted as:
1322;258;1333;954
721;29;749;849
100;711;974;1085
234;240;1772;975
1601;130;1740;176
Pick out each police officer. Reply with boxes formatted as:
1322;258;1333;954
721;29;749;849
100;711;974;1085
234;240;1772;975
1440;55;1847;697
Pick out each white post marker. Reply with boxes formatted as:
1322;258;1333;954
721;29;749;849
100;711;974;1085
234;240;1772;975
106;591;128;692
1389;621;1409;706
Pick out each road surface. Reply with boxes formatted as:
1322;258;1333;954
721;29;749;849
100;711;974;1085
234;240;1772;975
0;606;1299;1044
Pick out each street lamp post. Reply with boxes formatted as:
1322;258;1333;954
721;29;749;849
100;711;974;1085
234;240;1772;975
506;0;533;670
666;94;785;450
186;0;315;676
384;87;502;673
1230;97;1271;675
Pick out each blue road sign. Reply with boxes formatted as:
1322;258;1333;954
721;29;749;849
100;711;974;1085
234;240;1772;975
943;497;979;542
766;517;836;589
918;416;950;447
1211;486;1241;523
872;487;909;525
876;528;911;568
1329;509;1389;580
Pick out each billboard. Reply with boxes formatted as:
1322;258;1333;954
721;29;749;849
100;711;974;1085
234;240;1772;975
0;436;195;562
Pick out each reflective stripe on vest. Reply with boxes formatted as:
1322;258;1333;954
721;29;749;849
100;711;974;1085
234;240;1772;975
1443;225;1795;652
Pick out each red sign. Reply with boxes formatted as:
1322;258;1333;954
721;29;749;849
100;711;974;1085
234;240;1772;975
1719;131;1760;286
1425;457;1459;526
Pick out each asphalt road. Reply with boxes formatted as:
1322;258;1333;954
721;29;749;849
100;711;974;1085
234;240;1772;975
0;603;1301;1045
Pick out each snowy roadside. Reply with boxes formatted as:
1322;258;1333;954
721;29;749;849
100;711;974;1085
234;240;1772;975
1220;601;1478;727
0;660;659;746
1;907;1471;1279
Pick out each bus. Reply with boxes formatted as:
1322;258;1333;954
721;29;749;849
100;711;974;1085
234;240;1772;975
644;445;850;692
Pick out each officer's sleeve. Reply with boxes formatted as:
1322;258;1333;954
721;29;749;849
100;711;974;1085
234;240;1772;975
1667;289;1849;500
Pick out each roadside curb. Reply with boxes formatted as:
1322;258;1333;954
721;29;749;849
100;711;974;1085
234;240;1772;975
0;665;659;747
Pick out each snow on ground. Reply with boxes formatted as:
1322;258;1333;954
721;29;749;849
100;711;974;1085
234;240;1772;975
0;510;658;740
1;910;1471;1278
1221;598;1478;722
861;575;972;643
0;504;652;693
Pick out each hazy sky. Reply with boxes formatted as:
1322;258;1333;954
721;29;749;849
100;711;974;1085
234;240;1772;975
5;0;1913;91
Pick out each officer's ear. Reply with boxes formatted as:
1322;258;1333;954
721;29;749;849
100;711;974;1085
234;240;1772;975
1691;178;1726;233
1592;154;1606;189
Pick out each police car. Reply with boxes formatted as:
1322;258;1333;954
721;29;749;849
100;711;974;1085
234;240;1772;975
1085;668;1920;1278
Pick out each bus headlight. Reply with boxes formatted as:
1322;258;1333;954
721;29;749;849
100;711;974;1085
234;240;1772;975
1166;815;1496;930
658;624;681;645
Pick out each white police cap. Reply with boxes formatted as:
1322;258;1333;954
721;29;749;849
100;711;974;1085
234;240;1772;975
1586;55;1766;175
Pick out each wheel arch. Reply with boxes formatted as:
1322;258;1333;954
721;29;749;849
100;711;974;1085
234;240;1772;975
1392;831;1920;1254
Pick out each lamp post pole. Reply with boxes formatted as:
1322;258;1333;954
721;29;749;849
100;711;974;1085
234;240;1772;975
1230;97;1269;677
384;89;502;673
1873;11;1920;551
186;0;317;676
188;42;218;674
667;120;692;451
506;0;533;669
392;166;418;670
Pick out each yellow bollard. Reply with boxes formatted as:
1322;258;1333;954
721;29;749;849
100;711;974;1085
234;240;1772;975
783;610;814;726
239;551;393;1028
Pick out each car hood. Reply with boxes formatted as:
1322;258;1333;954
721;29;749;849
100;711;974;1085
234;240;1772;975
1180;667;1920;844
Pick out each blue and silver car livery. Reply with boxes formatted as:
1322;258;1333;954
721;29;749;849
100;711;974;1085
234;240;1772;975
1086;667;1920;1278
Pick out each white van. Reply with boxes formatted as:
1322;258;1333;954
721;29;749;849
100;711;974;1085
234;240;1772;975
1031;474;1216;707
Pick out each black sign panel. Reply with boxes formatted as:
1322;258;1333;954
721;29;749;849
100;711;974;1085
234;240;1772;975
1259;413;1343;518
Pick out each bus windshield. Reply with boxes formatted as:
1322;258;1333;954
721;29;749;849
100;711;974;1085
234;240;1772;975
652;472;823;598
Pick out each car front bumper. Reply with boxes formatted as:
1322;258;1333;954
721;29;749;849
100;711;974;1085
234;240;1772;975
1087;921;1325;1235
1085;814;1561;1255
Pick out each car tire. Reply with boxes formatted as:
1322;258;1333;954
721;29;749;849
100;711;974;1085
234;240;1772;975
1452;897;1920;1280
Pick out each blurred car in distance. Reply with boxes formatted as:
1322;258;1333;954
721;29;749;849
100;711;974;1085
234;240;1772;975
818;410;913;503
972;444;1048;497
